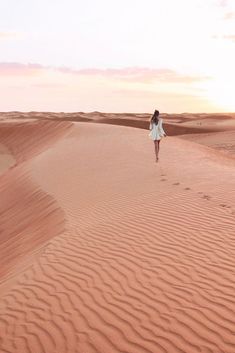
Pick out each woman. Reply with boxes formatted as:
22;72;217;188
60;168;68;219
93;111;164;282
149;110;166;162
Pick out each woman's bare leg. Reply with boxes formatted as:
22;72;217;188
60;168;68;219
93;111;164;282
154;140;159;161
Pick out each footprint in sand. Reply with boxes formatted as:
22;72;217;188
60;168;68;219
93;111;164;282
184;187;191;190
173;182;180;185
219;204;231;209
202;195;211;200
161;178;167;182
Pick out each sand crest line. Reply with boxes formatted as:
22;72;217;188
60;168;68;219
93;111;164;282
0;120;72;287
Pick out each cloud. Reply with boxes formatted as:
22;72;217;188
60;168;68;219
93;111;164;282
57;66;210;84
0;62;44;76
0;62;210;84
217;0;229;7
30;83;66;88
0;32;22;39
0;63;216;113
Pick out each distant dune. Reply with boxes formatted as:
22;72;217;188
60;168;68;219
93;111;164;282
1;111;235;156
0;113;235;353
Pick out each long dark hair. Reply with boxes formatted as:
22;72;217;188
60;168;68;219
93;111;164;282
150;110;159;124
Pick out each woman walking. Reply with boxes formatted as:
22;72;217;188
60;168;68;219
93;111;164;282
149;110;166;162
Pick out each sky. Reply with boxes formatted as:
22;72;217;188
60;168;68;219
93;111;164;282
0;0;235;113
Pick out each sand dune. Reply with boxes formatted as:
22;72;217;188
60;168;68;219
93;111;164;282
0;121;72;284
0;143;15;174
180;130;235;159
0;119;235;353
1;111;235;132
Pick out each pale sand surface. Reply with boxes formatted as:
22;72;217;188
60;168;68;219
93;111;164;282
180;130;235;158
0;143;15;174
0;121;72;284
0;119;235;353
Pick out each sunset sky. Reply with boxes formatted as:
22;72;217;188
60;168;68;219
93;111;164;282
1;0;235;113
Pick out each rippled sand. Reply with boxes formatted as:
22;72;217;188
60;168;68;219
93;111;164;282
0;115;235;353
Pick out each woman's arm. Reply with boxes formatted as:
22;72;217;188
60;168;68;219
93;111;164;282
159;119;167;136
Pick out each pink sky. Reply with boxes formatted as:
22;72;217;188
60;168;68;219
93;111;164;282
1;0;235;113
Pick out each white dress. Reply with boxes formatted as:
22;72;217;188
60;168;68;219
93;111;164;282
149;118;166;141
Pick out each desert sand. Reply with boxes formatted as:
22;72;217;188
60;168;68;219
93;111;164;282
0;113;235;353
0;143;15;174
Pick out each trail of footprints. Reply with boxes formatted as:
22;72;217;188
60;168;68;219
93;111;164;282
159;173;234;213
0;167;235;353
